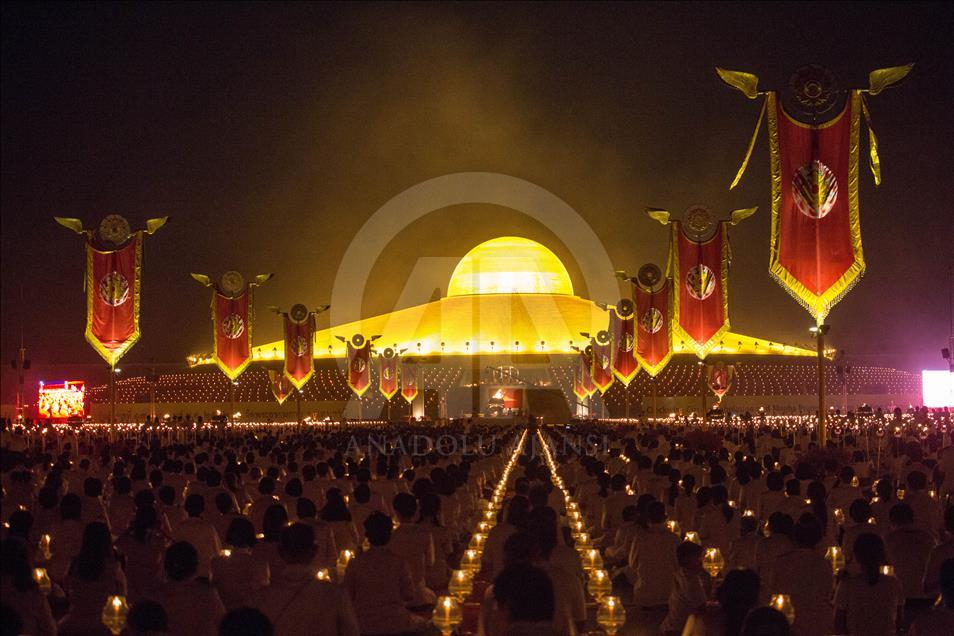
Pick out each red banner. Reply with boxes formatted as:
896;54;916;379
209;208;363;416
671;222;730;358
85;233;142;366
400;361;418;403
609;300;638;385
268;369;293;404
769;92;864;324
573;367;587;401
346;336;371;397
590;333;615;394
283;314;315;389
634;280;673;377
378;350;399;400
213;288;253;380
706;362;735;399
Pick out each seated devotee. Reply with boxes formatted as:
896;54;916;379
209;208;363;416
173;493;221;579
884;502;936;604
294;497;338;570
604;504;639;566
252;504;289;578
349;484;377;543
909;558;954;636
81;477;110;528
754;512;794;597
0;538;57;636
210;492;241;540
491;563;556;636
484;496;530;580
842;499;878;563
525;510;586;635
769;514;834;636
727;514;760;571
417;492;454;591
682;568;760;636
699;485;740;554
388;492;436;607
59;522;127;636
158;541;226;636
905;471;943;538
834;532;904;636
828;466;862;514
924;507;954;596
629;501;680;608
342;512;427;635
660;541;708;636
107;475;137;535
157;485;186;535
255;523;359;636
127;600;168;636
211;517;270;610
219;607;274;636
116;505;168;603
49;493;85;581
248;477;283;532
320;488;360;552
600;473;635;532
871;478;896;532
740;607;791;636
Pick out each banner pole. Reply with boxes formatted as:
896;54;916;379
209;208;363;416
700;359;707;427
817;325;828;447
110;363;116;429
651;376;657;427
296;389;302;424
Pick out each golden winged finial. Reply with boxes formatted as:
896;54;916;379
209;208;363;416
867;63;914;96
729;207;758;225
646;209;672;225
190;273;213;287
144;217;169;235
53;217;87;234
252;273;274;286
716;67;760;99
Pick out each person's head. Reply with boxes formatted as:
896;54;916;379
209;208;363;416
528;485;549;509
184;493;205;518
60;493;82;520
505;496;531;529
278;523;316;565
0;538;36;592
907;470;927;491
767;512;794;537
37;486;58;510
646;501;667;525
214;492;234;515
157;485;176;506
621;505;639;524
320;488;351;522
131;505;159;542
502;531;540;566
296;497;317;520
875;478;894;501
853;532;887;585
888;503;915;528
76;522;113;580
526;507;558;558
718;569;761;636
364;512;393;546
258;477;275;496
112;475;132;496
164;541;199;582
676;541;704;574
353;483;371;504
84;477;103;497
765;472;784;492
225;517;257;549
740;607;791;636
418;492;442;525
262;504;289;542
792;513;823;549
392;492;418;521
218;607;273;636
493;564;554;625
127;600;168;636
784;479;800;497
848;499;872;524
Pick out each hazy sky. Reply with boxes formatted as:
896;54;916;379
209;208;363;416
2;2;953;396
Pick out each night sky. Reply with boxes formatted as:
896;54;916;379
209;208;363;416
2;2;953;396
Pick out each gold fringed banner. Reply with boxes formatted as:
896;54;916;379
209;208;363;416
730;98;766;190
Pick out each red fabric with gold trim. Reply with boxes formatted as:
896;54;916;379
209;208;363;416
268;369;293;404
573;367;587;401
672;223;729;358
706;362;735;398
346;340;372;397
213;288;252;380
85;233;142;366
609;305;638;385
770;92;863;323
400;361;418;403
634;280;673;377
379;353;399;400
590;339;615;394
283;314;315;389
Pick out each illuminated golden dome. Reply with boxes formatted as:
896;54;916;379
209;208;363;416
447;237;574;297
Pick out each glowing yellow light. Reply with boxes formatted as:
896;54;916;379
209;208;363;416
447;237;574;297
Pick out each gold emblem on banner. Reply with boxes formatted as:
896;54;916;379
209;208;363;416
793;160;839;219
221;313;245;339
640;308;663;334
99;271;130;306
686;265;716;301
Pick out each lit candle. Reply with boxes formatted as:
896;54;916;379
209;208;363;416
33;568;52;594
587;569;611;600
336;549;354;578
825;546;845;574
462;548;481;572
596;596;626;635
433;595;462;636
219;548;232;557
666;520;681;535
881;564;895;576
448;569;473;601
684;531;701;545
315;568;330;581
101;595;129;636
769;594;795;625
703;547;725;578
38;534;52;561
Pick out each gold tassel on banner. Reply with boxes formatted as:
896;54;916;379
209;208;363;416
730;99;766;190
861;96;882;186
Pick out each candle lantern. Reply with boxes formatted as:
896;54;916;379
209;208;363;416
38;534;52;561
33;568;52;594
703;548;725;578
448;569;473;601
596;596;626;635
582;548;603;571
461;548;481;572
824;546;845;574
684;531;701;545
336;549;355;579
101;595;130;636
433;595;462;636
587;569;611;600
769;594;795;625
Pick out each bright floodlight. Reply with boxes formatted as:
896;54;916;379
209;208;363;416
922;370;954;407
